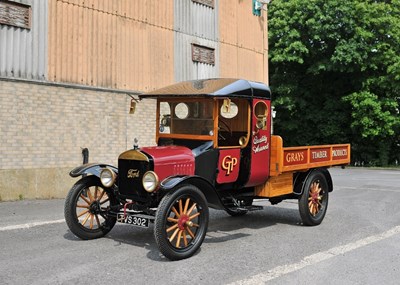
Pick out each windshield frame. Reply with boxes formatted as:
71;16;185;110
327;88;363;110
156;98;217;143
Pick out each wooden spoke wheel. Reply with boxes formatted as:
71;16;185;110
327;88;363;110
64;176;117;239
299;171;329;226
154;184;209;260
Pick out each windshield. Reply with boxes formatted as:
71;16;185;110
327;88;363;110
158;100;214;137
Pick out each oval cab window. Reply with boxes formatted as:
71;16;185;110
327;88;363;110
254;101;268;130
220;101;239;119
175;103;189;119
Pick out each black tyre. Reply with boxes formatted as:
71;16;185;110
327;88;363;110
299;170;329;226
154;184;209;260
64;176;117;239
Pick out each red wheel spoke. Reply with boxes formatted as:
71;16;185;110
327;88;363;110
98;189;106;201
87;188;94;202
187;227;195;239
77;204;89;208
183;198;190;214
77;209;90;218
81;213;91;226
167;223;179;233
183;230;188;247
176;230;183;248
179;199;183;215
89;214;94;229
189;212;200;221
169;228;180;242
171;206;180;218
186;203;197;216
167;217;179;223
80;194;91;205
94;186;98;200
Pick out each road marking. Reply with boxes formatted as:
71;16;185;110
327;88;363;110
230;225;400;284
336;186;400;193
0;219;65;232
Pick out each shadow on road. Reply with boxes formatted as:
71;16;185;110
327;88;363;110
63;205;301;261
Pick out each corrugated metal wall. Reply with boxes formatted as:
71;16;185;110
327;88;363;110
1;0;267;87
174;0;219;82
0;0;48;80
219;0;267;83
47;0;174;91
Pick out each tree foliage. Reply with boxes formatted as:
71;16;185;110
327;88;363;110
268;0;400;166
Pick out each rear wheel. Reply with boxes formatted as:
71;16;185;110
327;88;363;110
64;176;117;239
154;184;209;260
299;171;329;226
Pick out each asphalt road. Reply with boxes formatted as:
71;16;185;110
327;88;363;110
0;168;399;284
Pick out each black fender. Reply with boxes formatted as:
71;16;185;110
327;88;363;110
69;163;118;178
293;168;333;196
160;175;225;210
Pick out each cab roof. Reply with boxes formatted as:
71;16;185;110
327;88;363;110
139;78;271;100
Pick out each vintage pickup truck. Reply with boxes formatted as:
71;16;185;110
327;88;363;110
64;78;350;260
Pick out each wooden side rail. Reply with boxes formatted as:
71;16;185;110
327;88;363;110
270;135;351;175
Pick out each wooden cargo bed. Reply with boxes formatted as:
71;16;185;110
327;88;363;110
270;136;350;176
255;136;350;198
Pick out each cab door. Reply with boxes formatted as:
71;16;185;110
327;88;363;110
216;99;249;185
245;99;271;187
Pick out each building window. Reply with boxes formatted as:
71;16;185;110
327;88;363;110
0;0;31;29
192;44;215;66
192;0;214;9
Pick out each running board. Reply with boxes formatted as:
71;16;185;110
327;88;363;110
228;205;264;212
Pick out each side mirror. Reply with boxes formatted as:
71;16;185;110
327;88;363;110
129;99;137;114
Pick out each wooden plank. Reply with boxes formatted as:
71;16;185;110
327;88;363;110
269;135;283;176
255;171;293;198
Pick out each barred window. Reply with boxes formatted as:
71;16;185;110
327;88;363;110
192;44;215;66
0;0;31;29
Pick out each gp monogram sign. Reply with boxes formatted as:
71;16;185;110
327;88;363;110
221;155;238;175
217;149;240;184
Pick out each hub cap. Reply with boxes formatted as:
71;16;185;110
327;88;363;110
166;197;200;248
308;181;323;216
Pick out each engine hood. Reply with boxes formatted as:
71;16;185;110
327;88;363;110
140;146;195;181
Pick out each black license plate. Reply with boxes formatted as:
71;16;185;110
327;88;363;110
117;213;149;228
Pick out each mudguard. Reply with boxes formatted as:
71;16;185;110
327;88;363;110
294;168;333;195
160;175;225;210
69;163;118;178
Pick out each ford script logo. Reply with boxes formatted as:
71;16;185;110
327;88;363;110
127;169;140;178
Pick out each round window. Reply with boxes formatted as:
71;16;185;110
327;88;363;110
254;101;268;130
175;103;189;119
220;102;239;119
254;101;268;117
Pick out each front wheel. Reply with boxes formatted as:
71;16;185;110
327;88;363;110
64;176;118;239
298;170;329;226
154;184;209;260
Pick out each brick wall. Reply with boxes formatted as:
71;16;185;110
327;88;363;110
0;79;156;200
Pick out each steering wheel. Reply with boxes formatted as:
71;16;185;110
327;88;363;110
218;120;232;140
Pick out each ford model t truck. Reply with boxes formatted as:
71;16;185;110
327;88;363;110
65;78;350;260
